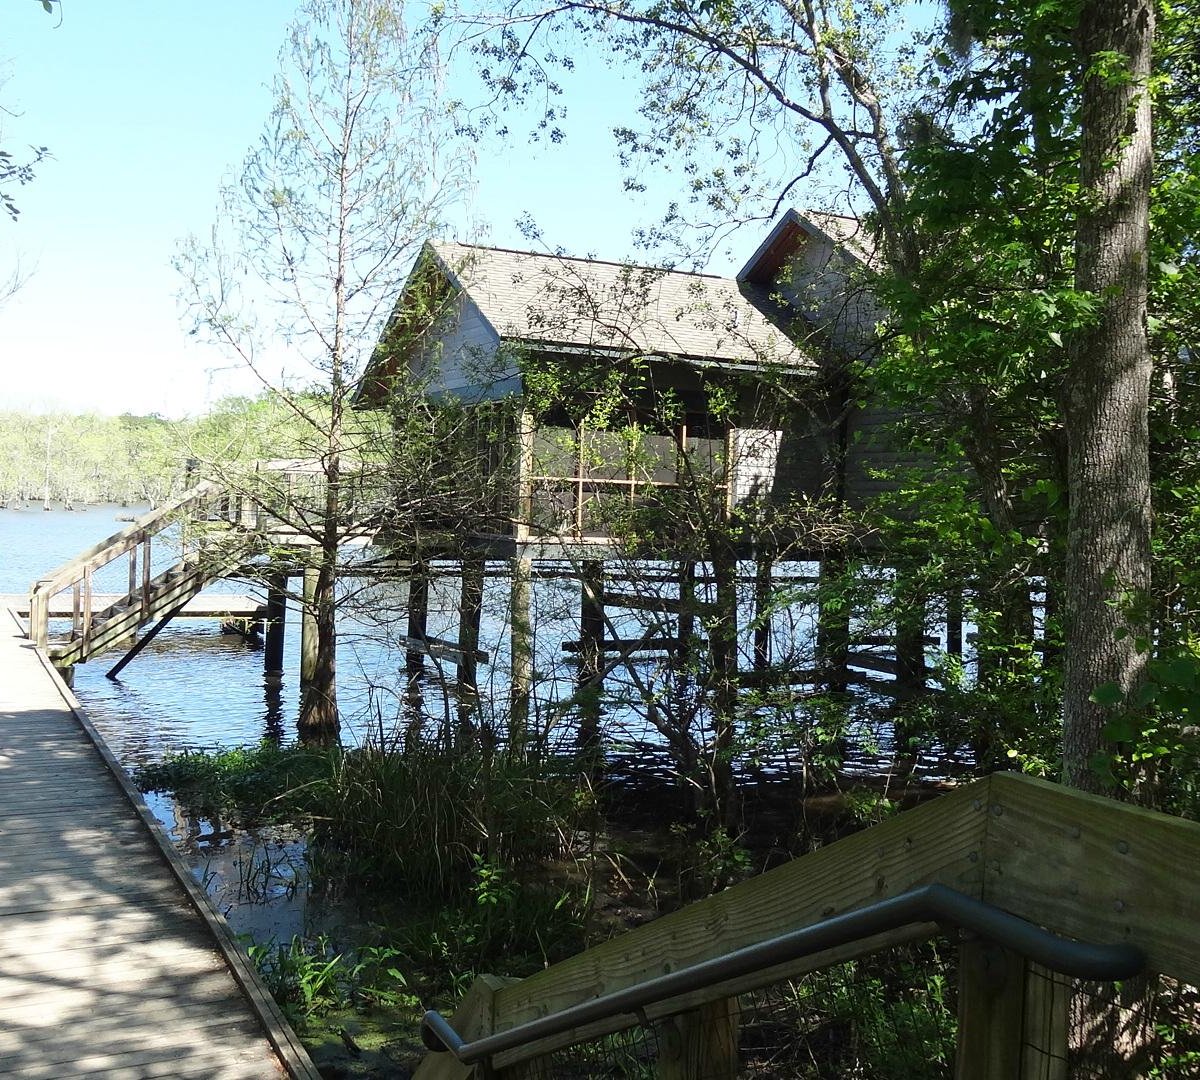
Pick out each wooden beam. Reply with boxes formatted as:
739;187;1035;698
1020;963;1069;1080
561;637;684;654
413;975;514;1080
954;942;1026;1080
982;772;1200;987
263;573;287;677
105;603;189;680
392;633;489;666
657;997;740;1080
603;591;718;617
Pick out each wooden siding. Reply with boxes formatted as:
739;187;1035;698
772;230;882;358
843;402;918;508
412;292;517;400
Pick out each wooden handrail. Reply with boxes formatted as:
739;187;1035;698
30;480;223;600
25;459;361;659
414;773;1200;1078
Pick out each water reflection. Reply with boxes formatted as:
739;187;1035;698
263;678;285;745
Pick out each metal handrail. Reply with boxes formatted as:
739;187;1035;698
420;883;1145;1066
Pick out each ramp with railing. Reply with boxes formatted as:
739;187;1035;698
416;772;1200;1078
26;480;256;667
24;460;375;671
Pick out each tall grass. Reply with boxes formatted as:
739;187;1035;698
136;741;588;904
312;743;586;901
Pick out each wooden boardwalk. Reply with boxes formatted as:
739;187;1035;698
0;609;318;1079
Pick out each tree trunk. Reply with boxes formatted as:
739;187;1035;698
299;449;342;743
1062;0;1155;791
298;557;339;742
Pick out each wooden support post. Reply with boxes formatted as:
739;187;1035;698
753;553;771;672
300;565;319;689
677;560;697;651
817;552;850;693
407;564;430;687
106;602;188;680
128;544;138;599
954;941;1026;1080
509;557;533;752
413;975;515;1080
578;560;604;762
457;555;485;720
1020;963;1069;1080
264;572;287;678
947;587;964;657
895;566;927;695
656;997;740;1080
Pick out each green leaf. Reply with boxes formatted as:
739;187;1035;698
1048;331;1064;348
1089;681;1123;706
1103;716;1138;742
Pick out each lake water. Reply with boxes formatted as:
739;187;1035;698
1;502;956;941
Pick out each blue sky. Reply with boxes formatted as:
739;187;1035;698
0;2;777;418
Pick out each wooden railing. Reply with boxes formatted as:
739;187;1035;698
25;460;369;665
27;480;229;653
414;772;1200;1079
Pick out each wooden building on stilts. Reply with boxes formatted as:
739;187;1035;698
356;210;950;799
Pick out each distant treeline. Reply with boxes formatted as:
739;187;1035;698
0;397;320;508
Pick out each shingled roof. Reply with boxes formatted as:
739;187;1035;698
429;241;814;371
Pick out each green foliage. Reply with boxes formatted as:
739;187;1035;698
766;946;956;1079
246;934;418;1031
313;744;587;900
135;742;332;823
670;822;753;899
136;742;588;903
387;856;590;988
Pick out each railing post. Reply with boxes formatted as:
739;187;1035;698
1020;962;1069;1080
656;997;740;1080
412;974;513;1080
29;587;47;648
81;566;93;660
142;535;152;617
955;940;1026;1079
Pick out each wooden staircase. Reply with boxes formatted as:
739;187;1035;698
28;480;259;668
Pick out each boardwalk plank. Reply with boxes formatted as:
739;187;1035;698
0;609;316;1078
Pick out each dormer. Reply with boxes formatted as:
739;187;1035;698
739;209;882;357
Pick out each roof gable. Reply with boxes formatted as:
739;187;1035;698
738;209;881;285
